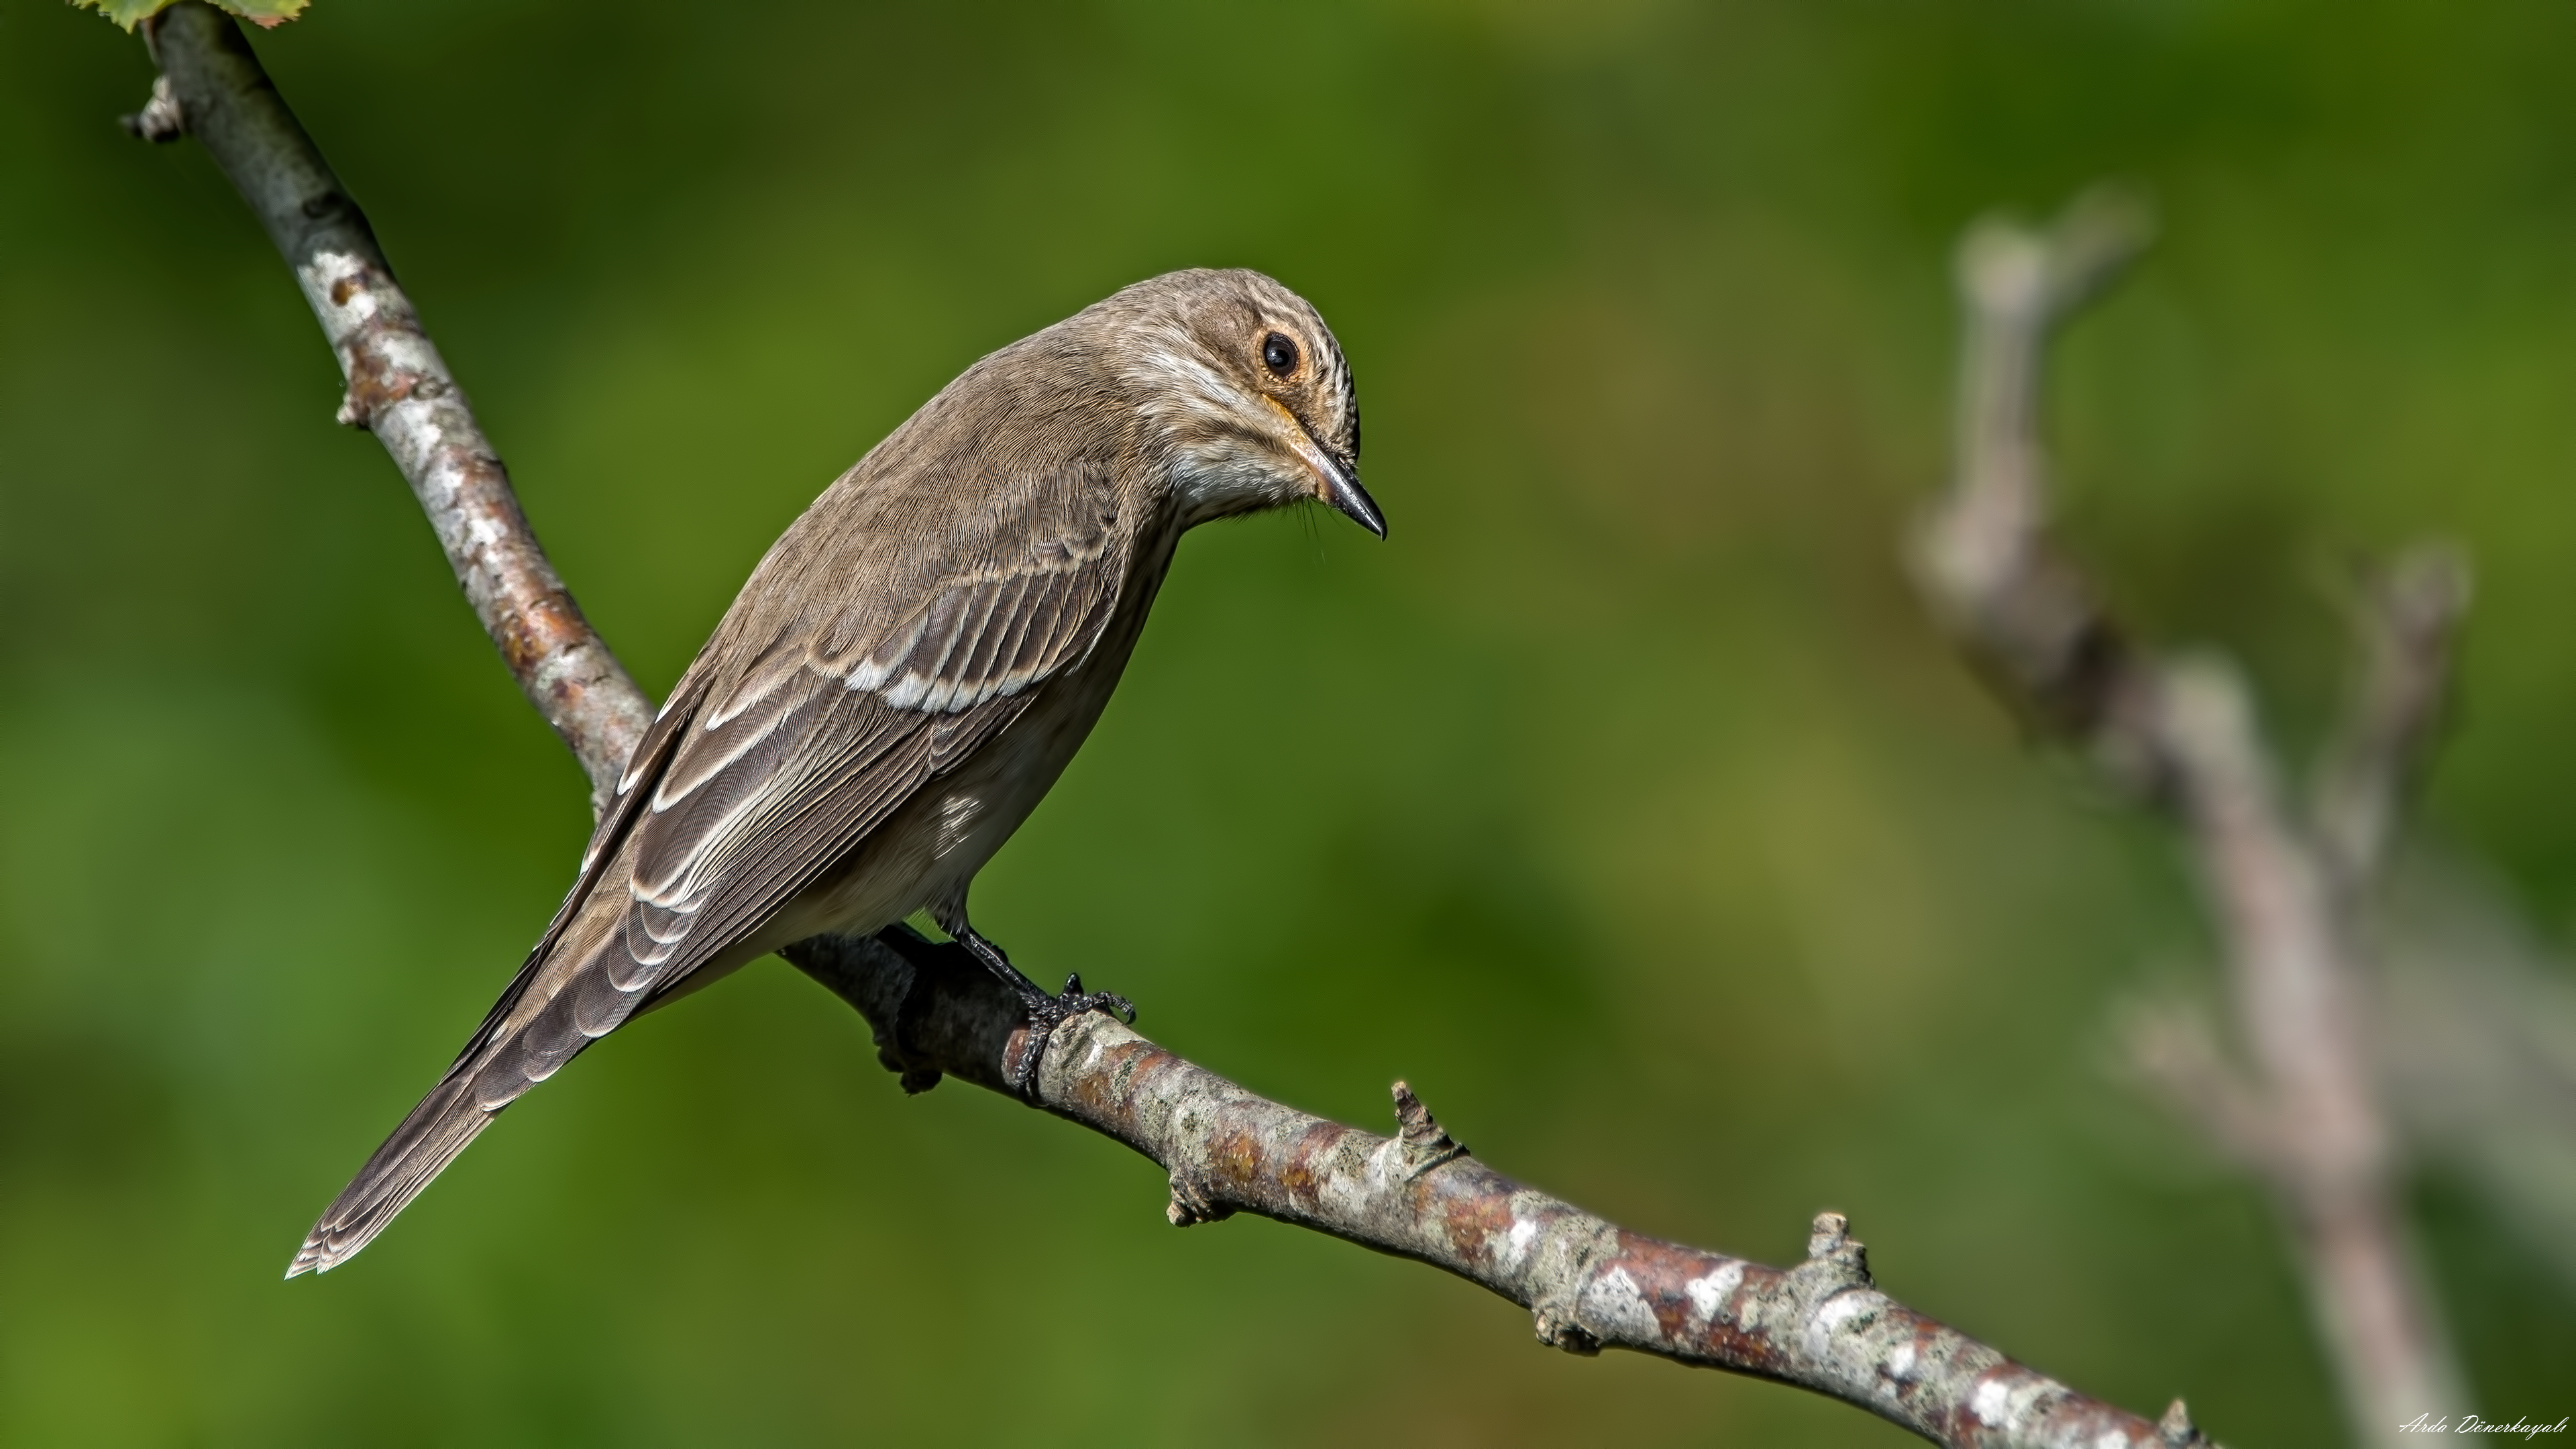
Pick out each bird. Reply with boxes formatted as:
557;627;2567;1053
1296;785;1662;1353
288;268;1381;1276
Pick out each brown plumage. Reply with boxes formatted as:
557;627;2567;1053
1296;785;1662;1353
289;268;1379;1276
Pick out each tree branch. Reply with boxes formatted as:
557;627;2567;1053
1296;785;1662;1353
790;930;2212;1449
1913;189;2470;1447
130;9;2214;1443
142;0;651;813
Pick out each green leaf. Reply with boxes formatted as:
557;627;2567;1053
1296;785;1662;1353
72;0;309;32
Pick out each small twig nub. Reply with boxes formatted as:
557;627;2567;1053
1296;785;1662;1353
1801;1210;1874;1289
1391;1080;1469;1177
1164;1178;1233;1228
1532;1305;1604;1357
1807;1211;1851;1258
120;75;186;142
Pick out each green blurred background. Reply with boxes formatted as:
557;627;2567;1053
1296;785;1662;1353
5;1;2573;1443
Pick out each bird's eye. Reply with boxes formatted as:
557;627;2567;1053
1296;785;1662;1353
1261;331;1300;378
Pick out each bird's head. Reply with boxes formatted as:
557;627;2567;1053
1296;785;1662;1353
1102;268;1382;539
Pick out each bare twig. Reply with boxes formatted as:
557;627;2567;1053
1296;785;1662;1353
1915;189;2159;782
129;10;2214;1444
2373;859;2576;1291
2118;998;2274;1169
790;931;2211;1449
142;1;650;813
1914;189;2471;1447
2311;548;2472;899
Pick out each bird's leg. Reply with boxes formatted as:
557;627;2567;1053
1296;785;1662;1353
952;924;1046;999
952;925;1136;1090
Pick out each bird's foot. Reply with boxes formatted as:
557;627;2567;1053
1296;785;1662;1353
1002;971;1138;1089
955;928;1135;1092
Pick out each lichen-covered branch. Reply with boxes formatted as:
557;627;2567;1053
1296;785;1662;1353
127;12;2214;1444
140;1;650;812
1911;189;2470;1447
788;930;2209;1449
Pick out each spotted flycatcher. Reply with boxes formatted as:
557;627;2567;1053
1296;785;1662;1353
291;269;1379;1275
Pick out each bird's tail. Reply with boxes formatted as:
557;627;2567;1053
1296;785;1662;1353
285;1068;498;1277
288;695;692;1280
286;892;657;1277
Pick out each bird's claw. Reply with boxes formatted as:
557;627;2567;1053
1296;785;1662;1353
954;925;1135;1090
1057;972;1137;1025
1000;972;1137;1092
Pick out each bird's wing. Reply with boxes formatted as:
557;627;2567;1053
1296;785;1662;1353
608;454;1128;1007
290;455;1130;1275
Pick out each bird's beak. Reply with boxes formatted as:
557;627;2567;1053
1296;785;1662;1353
1272;401;1386;539
1314;450;1385;539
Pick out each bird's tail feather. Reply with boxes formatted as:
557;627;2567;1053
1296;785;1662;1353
285;1070;497;1277
285;912;650;1277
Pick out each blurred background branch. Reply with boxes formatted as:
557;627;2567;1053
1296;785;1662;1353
119;7;2213;1445
1913;191;2473;1448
